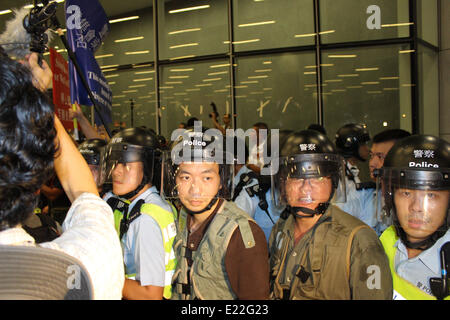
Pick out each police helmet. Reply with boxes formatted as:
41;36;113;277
101;127;160;199
161;127;234;213
78;138;107;166
379;134;450;250
335;123;370;161
274;129;346;217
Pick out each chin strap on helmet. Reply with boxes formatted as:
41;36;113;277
183;197;223;215
288;186;336;219
396;222;448;251
288;202;330;219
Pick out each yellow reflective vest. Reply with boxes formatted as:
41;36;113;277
113;199;178;299
380;226;450;300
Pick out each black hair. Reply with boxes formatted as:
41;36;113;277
111;128;121;137
252;122;268;130
0;55;56;231
372;129;411;144
307;123;327;135
186;117;199;128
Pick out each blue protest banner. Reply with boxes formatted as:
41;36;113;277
65;0;112;126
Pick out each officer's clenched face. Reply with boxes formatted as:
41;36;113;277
176;162;221;212
394;189;449;243
112;161;144;196
285;176;333;212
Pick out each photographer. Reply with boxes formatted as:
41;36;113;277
0;51;124;299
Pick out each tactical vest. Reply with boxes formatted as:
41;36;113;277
171;201;256;300
269;205;372;300
380;226;450;300
110;197;178;299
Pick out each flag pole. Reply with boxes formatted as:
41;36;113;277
51;15;112;139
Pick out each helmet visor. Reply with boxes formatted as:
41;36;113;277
272;153;346;210
161;150;234;209
99;144;154;195
378;167;450;239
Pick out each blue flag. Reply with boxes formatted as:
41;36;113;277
65;0;112;126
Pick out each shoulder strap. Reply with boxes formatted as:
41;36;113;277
36;213;59;232
346;225;370;281
106;196;130;212
119;199;145;240
236;218;256;249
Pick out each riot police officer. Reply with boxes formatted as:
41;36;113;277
269;129;392;300
163;127;270;299
335;123;376;227
101;127;177;300
231;137;281;243
378;135;450;300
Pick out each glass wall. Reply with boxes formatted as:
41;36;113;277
235;52;317;132
417;44;439;136
96;7;154;67
320;0;410;43
159;59;231;136
158;0;229;60
106;66;156;129
232;0;315;51
321;44;413;139
0;0;440;141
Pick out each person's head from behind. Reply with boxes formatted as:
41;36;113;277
307;124;327;136
379;135;450;250
369;129;411;181
275;130;346;218
186;117;199;128
0;55;56;231
335;123;371;163
251;122;268;146
223;113;231;125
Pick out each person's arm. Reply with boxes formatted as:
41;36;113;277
69;102;105;140
210;112;226;135
23;52;97;201
53;115;99;202
349;228;393;299
247;163;262;174
122;215;166;300
122;279;164;300
225;221;270;299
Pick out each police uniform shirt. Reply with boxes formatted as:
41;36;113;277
105;187;173;287
248;140;267;170
337;176;378;229
233;166;259;218
394;230;450;297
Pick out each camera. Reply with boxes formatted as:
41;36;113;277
23;0;57;54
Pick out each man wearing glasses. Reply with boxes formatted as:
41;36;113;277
269;129;392;300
